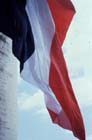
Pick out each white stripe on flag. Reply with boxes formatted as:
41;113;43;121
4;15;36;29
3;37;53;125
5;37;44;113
21;0;62;114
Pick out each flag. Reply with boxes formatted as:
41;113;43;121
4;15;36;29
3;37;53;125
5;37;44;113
0;0;85;140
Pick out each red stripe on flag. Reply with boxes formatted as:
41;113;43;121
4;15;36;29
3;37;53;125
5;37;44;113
47;107;72;130
48;0;75;46
48;0;85;140
49;34;85;140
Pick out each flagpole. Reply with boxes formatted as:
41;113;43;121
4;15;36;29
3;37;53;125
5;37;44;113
0;33;17;140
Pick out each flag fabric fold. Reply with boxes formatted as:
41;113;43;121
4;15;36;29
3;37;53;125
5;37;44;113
20;1;85;139
0;0;85;140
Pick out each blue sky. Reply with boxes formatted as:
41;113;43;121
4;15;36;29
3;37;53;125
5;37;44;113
16;1;92;140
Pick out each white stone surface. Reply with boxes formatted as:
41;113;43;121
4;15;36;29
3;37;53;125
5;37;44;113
0;33;17;140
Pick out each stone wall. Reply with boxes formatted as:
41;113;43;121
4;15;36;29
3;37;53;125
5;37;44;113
0;33;17;140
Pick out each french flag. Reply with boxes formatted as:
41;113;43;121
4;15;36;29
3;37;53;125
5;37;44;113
7;0;85;139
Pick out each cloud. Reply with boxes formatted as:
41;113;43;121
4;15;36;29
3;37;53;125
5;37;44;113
87;135;92;140
71;77;92;107
62;0;92;80
18;90;45;111
36;108;47;114
61;0;92;109
63;29;92;79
